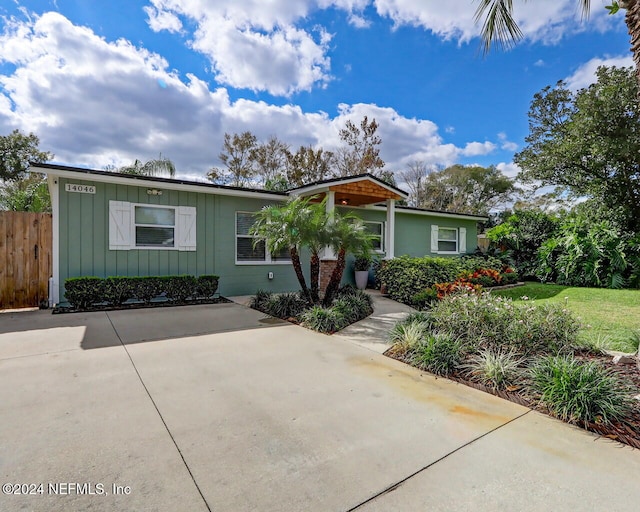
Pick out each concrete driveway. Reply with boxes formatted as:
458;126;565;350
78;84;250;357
1;304;639;512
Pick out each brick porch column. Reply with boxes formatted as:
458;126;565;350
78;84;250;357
320;259;338;293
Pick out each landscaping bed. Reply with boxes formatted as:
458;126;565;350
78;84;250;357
385;293;640;449
249;285;373;334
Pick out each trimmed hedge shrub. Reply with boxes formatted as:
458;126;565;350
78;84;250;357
376;255;520;307
64;274;220;309
65;277;105;309
376;256;461;304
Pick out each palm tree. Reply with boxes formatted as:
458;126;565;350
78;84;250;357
250;196;330;303
322;212;374;306
118;154;176;178
475;1;640;87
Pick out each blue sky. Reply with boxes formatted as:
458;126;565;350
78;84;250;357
0;1;633;183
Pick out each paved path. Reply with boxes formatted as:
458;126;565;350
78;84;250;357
1;303;639;511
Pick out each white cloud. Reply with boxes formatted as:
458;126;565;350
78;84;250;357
372;0;615;46
348;13;371;28
498;132;518;152
496;162;521;179
565;55;634;91
144;0;334;95
534;59;545;67
143;5;182;33
0;12;507;179
461;141;496;157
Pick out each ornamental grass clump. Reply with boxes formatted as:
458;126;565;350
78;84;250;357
429;293;578;356
300;306;346;333
411;333;465;376
463;348;525;390
263;292;308;319
529;355;632;425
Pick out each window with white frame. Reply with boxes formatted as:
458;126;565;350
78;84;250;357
109;201;196;251
135;205;175;247
364;221;384;252
431;224;466;254
235;212;291;264
437;227;458;253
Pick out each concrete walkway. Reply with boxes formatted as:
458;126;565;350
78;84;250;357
335;289;415;353
1;303;639;511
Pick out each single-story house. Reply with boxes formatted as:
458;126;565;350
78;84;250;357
32;163;488;305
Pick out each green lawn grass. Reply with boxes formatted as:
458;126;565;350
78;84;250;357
493;282;640;353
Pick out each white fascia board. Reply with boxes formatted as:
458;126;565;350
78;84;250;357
358;204;488;222
31;166;289;202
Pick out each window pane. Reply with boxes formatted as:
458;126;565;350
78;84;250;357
272;246;291;261
237;237;266;261
438;228;457;241
365;222;382;236
135;206;175;226
438;240;457;252
236;212;256;235
136;227;175;247
371;237;382;251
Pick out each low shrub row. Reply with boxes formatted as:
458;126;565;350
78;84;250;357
250;285;374;334
376;255;518;306
387;294;633;426
64;275;220;309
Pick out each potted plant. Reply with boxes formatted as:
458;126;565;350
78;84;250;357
353;254;371;290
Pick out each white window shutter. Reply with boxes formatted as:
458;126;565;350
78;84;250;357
177;206;197;251
459;227;467;254
109;201;132;250
430;225;439;254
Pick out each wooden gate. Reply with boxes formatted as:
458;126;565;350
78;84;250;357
0;212;52;309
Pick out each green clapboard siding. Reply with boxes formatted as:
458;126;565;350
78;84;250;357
57;177;308;301
57;178;479;302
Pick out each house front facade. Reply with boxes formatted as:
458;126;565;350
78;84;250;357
33;163;487;305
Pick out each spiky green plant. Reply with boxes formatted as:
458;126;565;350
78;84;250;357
529;355;632;425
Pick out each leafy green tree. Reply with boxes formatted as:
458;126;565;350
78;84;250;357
0;173;51;212
208;131;258;186
537;217;635;288
406;164;516;215
515;66;640;233
0;129;53;182
487;209;560;277
117;155;176;177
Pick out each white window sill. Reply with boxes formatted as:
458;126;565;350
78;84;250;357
235;261;293;266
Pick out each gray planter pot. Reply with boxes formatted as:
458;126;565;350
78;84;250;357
355;271;369;290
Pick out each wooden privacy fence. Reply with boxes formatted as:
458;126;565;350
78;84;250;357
0;211;52;309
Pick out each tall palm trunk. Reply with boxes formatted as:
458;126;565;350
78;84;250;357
290;246;311;302
624;1;640;95
323;248;347;306
310;252;320;304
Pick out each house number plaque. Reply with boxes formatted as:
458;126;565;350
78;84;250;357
65;183;96;194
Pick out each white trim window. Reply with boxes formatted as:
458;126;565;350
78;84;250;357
364;221;384;253
235;211;291;265
431;225;467;254
135;205;176;248
109;201;196;251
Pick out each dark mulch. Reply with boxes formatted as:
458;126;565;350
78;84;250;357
52;296;231;314
385;348;640;450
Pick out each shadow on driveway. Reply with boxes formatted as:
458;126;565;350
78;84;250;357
0;303;287;357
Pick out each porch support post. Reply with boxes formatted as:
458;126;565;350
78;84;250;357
323;190;336;259
385;198;395;260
